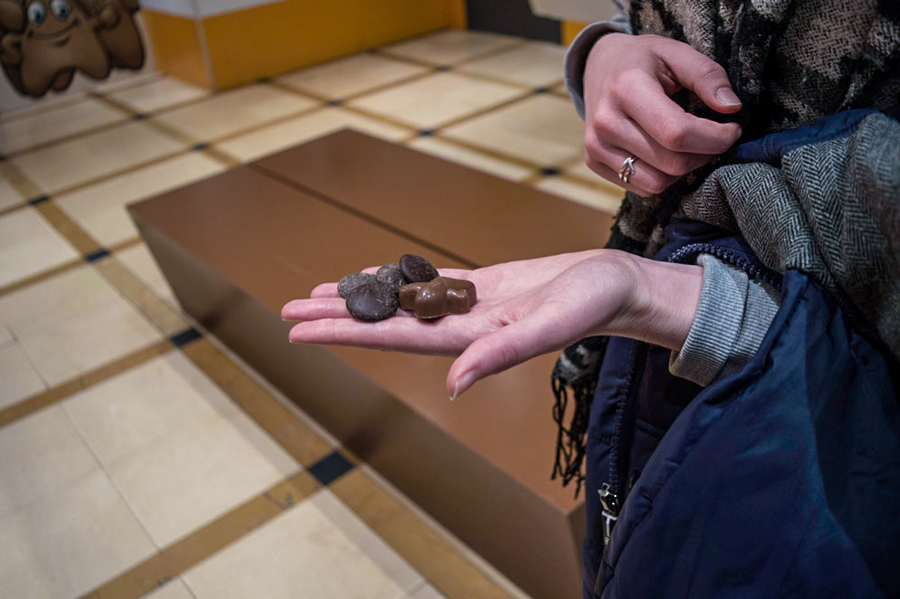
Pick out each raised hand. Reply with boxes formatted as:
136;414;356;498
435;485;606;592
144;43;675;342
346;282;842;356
282;250;702;399
582;33;743;196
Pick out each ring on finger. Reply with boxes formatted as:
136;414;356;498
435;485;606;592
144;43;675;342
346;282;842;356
618;154;638;184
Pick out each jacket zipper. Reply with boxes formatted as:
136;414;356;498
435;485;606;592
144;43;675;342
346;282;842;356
594;343;645;596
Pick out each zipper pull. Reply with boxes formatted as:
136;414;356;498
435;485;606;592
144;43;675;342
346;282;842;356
598;483;619;546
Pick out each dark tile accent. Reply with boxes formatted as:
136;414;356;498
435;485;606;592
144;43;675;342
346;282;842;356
0;154;7;162
436;65;452;72
418;129;436;137
258;76;272;84
170;327;202;347
192;142;210;151
133;112;150;121
327;99;343;107
307;450;355;486
533;86;549;94
85;248;111;262
29;194;50;205
540;167;561;177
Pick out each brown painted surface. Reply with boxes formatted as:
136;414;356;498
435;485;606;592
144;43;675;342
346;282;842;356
129;131;614;599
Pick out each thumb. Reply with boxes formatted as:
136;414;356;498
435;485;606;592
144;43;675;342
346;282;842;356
661;41;742;114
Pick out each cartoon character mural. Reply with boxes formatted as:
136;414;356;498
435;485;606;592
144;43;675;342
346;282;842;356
0;0;144;97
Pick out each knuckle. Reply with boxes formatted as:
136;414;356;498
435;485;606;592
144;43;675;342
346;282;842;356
660;152;694;176
644;173;672;195
657;119;690;150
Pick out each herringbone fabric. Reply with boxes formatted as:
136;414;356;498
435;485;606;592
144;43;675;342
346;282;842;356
681;113;900;358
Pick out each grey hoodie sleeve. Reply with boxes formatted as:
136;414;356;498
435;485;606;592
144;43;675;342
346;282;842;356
564;3;631;119
669;253;781;386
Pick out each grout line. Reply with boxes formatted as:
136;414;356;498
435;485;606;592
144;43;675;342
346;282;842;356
0;256;86;298
0;340;174;429
78;471;322;599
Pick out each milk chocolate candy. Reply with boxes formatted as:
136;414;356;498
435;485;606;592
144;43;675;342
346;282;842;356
346;280;399;321
399;254;438;283
337;272;375;299
399;277;477;319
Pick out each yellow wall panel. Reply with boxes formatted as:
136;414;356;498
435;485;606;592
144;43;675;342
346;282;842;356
561;20;589;46
142;11;212;89
203;0;467;90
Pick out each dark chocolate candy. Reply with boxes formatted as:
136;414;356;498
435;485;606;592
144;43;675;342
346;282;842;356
399;277;477;319
376;263;407;292
346;280;400;321
337;272;375;299
399;254;438;283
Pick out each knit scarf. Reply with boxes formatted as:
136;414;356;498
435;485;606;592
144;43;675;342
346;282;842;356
551;0;900;495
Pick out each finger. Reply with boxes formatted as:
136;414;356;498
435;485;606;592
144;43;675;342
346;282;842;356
446;314;571;398
614;69;740;155
657;39;742;114
309;282;339;298
584;141;680;196
282;298;348;321
288;317;468;355
585;114;715;178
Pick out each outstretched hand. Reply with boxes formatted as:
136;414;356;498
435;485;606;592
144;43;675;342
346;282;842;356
583;33;743;196
282;250;702;399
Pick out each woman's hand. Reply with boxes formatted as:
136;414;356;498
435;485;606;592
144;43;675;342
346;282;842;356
282;250;702;399
583;33;743;196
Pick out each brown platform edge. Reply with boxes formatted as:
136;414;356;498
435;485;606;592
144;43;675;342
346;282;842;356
129;131;617;599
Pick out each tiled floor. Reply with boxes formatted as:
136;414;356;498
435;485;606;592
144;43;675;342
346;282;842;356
0;28;621;599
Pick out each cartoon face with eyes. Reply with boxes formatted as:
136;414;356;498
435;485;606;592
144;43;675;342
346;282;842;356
0;0;143;97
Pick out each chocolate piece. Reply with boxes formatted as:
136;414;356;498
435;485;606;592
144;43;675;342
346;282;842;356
376;263;407;293
346;280;399;321
399;277;477;319
337;272;375;299
399;254;438;283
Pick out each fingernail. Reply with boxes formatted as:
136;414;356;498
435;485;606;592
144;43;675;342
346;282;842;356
450;370;479;401
716;87;741;107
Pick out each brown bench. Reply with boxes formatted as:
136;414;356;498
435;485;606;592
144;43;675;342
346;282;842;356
129;130;615;599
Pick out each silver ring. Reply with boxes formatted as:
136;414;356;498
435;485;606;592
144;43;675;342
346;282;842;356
618;155;637;184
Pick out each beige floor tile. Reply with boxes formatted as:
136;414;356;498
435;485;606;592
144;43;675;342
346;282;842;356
0;405;100;516
64;352;240;466
442;94;585;166
0;341;46;410
0;265;123;337
16;294;162;387
140;578;196;599
0;208;80;288
0;322;11;345
382;29;522;66
0;175;25;211
107;76;210;114
534;177;622;215
407;137;532;181
151;84;320;142
0;97;130;155
0;469;157;599
56;153;227;247
182;491;412;599
277;53;431;99
312;489;424;591
115;242;179;307
107;409;299;548
457;41;567;88
347;72;523;130
216;106;410;163
11;121;187;194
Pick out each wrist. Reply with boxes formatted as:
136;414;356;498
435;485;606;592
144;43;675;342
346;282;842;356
615;253;703;350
